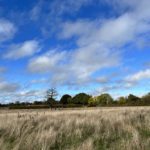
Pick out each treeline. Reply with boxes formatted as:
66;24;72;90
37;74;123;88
0;88;150;109
47;92;150;107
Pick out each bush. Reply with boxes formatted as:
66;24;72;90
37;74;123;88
9;105;49;109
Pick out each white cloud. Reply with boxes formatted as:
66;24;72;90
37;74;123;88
50;0;150;87
126;69;150;83
71;44;119;79
60;12;150;48
30;78;48;84
28;0;150;88
98;85;121;93
95;76;111;84
0;89;46;103
97;68;150;94
27;44;119;86
28;50;66;73
4;40;40;59
0;19;16;42
96;81;136;96
59;0;150;49
0;80;20;93
14;90;46;101
59;20;96;39
30;0;93;36
51;0;92;15
96;14;137;46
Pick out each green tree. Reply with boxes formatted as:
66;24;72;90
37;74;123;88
88;97;97;106
127;94;141;105
67;97;73;104
15;101;20;106
118;97;127;105
141;93;150;105
72;93;91;105
97;93;113;106
60;94;72;104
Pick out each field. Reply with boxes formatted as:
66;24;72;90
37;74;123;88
0;107;150;150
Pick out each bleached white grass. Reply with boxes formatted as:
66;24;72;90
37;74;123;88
0;107;150;150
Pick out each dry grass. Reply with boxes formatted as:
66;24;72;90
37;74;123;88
0;107;150;150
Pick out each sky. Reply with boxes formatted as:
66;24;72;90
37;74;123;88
0;0;150;103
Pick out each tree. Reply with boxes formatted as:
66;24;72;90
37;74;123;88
96;93;114;106
72;93;91;105
127;94;141;105
60;94;72;104
141;93;150;105
46;88;58;99
15;101;20;106
118;97;127;105
88;97;97;106
33;101;44;105
46;88;58;107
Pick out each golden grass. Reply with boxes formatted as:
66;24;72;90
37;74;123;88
0;107;150;150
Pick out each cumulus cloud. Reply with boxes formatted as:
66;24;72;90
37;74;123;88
13;90;46;101
58;20;95;39
0;89;46;103
98;68;150;93
2;0;149;101
60;14;149;48
27;44;119;87
71;44;119;79
98;82;135;94
98;85;121;93
126;69;150;83
30;78;48;84
4;40;40;59
95;76;112;84
48;0;150;87
60;16;133;47
0;19;16;42
27;50;66;73
0;79;20;93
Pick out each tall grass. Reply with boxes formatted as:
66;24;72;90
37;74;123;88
0;107;150;150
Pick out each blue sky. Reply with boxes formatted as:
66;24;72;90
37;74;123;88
0;0;150;103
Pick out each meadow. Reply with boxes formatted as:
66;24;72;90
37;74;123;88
0;107;150;150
